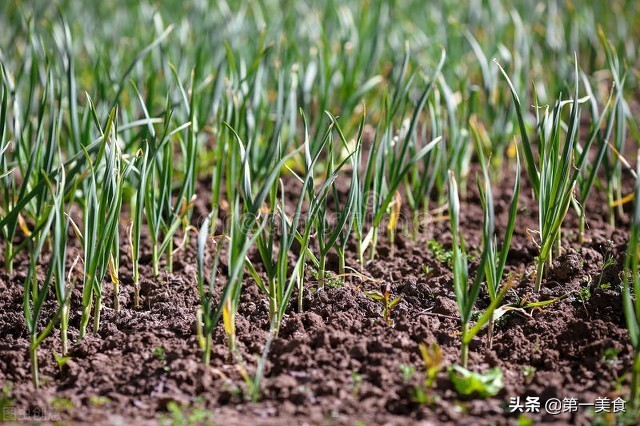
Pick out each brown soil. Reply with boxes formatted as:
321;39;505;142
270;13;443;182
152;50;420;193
0;164;636;425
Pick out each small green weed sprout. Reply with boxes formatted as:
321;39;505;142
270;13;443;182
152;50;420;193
364;283;402;325
413;342;443;405
449;366;504;398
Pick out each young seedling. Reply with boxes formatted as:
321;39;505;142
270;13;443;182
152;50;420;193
228;118;318;331
598;29;630;226
0;66;13;272
312;113;359;288
288;111;348;310
197;122;299;360
572;71;620;243
196;217;223;365
247;111;349;318
0;66;58;274
332;139;361;277
143;104;195;278
47;169;76;356
449;170;477;368
352;116;383;267
470;119;520;348
448;171;511;368
77;108;135;337
358;48;445;263
129;142;148;309
23;171;66;388
364;283;402;325
497;57;589;291
413;342;443;404
404;95;445;228
440;75;473;198
249;178;306;326
129;84;190;306
449;366;504;398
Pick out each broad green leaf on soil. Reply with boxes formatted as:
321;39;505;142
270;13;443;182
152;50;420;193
449;366;504;398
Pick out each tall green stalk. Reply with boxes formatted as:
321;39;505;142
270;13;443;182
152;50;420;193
48;169;74;356
449;170;512;367
573;71;620;243
24;170;66;387
471;120;520;349
78;108;134;337
622;150;640;408
497;58;588;291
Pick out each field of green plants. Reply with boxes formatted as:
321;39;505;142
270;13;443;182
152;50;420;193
1;0;640;424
